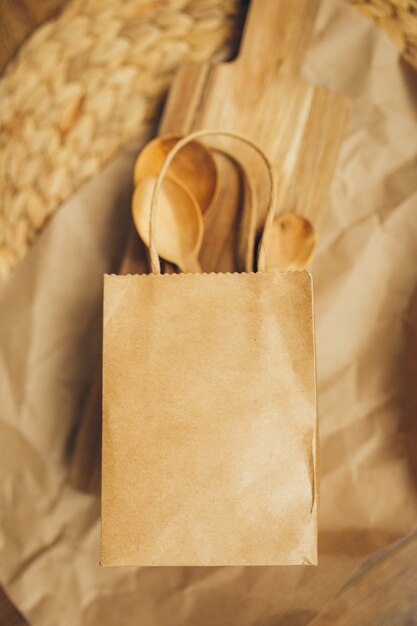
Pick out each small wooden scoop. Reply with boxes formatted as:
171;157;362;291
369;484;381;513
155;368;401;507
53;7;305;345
264;213;316;271
134;134;218;216
132;175;203;273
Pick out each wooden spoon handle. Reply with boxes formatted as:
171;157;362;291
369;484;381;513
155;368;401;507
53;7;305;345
234;157;257;273
178;254;202;273
236;0;319;76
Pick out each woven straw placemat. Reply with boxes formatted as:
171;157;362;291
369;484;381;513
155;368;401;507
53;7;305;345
2;0;415;283
349;0;417;68
0;0;244;280
0;0;65;72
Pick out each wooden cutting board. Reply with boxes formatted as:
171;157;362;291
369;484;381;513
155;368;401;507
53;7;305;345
159;0;349;275
69;0;349;492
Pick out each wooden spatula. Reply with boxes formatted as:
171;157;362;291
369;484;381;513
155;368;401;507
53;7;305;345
69;0;349;493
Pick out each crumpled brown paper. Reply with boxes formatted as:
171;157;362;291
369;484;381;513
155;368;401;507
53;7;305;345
1;1;417;625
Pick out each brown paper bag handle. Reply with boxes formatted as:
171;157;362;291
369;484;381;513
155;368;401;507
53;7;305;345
148;129;277;274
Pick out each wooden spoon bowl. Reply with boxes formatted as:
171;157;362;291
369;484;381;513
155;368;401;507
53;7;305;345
132;175;203;273
134;134;218;216
265;213;316;271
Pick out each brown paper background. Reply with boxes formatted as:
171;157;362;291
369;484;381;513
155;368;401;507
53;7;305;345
1;1;417;624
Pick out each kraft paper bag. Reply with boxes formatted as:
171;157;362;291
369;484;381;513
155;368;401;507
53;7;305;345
101;131;318;566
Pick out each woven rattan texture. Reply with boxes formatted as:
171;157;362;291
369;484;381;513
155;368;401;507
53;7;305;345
350;1;417;68
0;0;244;280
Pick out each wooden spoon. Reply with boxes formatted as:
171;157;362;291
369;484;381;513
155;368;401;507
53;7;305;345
134;134;218;216
264;213;316;271
132;175;203;273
